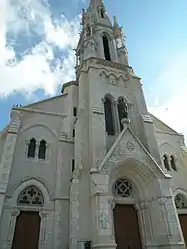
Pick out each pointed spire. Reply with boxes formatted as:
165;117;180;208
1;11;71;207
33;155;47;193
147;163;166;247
89;0;103;9
113;16;119;29
82;8;87;26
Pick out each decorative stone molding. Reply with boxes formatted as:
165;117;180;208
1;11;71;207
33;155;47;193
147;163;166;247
96;58;129;72
92;107;104;115
99;212;110;229
59;132;74;143
141;114;153;124
109;74;118;85
99;69;128;87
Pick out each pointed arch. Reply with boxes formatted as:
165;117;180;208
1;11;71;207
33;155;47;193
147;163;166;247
27;138;36;158
103;95;115;135
38;139;47;159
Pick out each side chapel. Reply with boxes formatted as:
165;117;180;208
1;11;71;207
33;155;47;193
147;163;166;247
0;0;187;249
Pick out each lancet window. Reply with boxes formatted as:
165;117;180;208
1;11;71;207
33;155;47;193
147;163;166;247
27;138;36;158
104;97;115;135
38;140;47;159
103;36;111;61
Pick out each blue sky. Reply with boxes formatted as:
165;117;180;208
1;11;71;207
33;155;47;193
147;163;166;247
0;0;187;140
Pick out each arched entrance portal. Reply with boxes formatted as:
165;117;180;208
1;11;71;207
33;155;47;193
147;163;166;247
11;186;44;249
112;178;142;249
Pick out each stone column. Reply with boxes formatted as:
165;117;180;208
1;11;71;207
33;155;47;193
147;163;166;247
0;110;21;221
39;212;48;248
136;201;154;247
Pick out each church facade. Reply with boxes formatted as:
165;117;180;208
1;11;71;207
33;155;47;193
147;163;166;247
0;0;187;249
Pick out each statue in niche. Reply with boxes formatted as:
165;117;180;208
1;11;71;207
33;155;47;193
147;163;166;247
118;97;128;119
118;97;129;130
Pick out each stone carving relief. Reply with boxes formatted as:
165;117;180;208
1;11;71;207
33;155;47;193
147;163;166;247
99;69;128;87
100;212;110;229
126;141;135;151
109;74;118;85
175;193;187;209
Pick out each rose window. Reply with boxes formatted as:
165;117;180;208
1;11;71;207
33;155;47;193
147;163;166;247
175;193;187;209
113;178;133;198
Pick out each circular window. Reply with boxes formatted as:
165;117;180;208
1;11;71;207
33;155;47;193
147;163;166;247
113;178;133;198
175;193;187;209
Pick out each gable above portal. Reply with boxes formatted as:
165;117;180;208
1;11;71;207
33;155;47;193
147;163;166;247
97;125;168;179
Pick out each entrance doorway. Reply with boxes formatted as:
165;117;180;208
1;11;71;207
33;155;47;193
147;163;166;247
11;211;41;249
113;204;142;249
179;214;187;246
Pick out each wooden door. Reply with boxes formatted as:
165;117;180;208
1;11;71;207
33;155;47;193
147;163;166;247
12;211;41;249
179;214;187;246
113;204;142;249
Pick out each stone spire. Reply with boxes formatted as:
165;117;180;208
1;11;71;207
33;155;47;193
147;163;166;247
87;0;112;27
89;0;104;11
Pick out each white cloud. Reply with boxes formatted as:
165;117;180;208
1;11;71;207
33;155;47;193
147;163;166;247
0;0;81;97
148;53;187;140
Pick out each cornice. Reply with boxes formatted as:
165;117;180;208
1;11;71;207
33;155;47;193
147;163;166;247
12;107;67;118
155;129;183;136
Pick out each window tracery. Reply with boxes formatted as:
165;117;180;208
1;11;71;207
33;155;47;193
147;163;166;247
18;186;44;207
113;178;133;198
175;193;187;209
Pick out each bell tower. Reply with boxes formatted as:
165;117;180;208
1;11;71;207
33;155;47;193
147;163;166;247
74;0;162;170
75;0;128;66
70;2;185;249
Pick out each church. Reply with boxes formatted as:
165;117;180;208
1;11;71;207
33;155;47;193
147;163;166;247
1;0;187;249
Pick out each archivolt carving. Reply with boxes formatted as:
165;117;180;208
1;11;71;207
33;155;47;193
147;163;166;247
99;69;128;86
